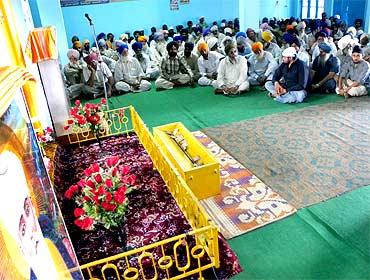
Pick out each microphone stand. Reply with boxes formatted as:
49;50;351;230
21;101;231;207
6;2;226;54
85;14;110;110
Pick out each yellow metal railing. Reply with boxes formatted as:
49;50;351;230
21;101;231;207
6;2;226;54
66;107;132;145
67;106;219;279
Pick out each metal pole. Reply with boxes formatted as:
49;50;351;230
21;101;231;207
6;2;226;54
87;17;110;110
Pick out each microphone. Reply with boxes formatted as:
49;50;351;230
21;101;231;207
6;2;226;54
85;13;92;25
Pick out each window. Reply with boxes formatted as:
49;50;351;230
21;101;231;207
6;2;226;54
301;0;325;19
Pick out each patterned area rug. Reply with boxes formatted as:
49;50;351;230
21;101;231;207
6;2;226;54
193;131;296;239
203;97;370;208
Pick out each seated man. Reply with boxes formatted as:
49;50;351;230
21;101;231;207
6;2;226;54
183;42;200;82
311;42;339;93
265;47;309;103
197;42;224;87
150;31;168;67
248;42;278;86
64;49;85;99
155;41;194;90
336;45;370;98
261;31;281;62
82;52;114;99
132;42;160;80
114;44;151;93
215;43;249;95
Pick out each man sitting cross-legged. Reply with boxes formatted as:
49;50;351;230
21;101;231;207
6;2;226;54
215;43;249;95
155;41;194;90
248;42;278;87
82;52;114;99
132;42;160;80
336;45;370;98
197;42;224;87
114;44;151;93
311;42;339;93
265;47;309;103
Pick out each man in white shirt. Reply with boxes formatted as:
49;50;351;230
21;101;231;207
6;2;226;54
197;42;224;87
215;43;249;95
83;52;113;99
132;42;160;80
114;44;151;93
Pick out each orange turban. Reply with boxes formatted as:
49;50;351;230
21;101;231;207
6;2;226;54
197;42;209;53
251;42;263;53
286;25;294;31
138;36;147;42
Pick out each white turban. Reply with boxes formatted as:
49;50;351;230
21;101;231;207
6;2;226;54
347;27;357;36
210;25;218;32
224;27;232;35
338;35;355;50
67;49;80;59
207;37;218;49
282;47;297;57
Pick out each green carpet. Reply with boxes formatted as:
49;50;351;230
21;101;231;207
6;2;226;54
103;85;342;131
230;186;370;280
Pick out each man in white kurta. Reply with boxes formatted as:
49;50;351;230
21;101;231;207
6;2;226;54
248;42;278;86
215;43;249;95
132;42;160;80
197;42;224;87
114;44;151;93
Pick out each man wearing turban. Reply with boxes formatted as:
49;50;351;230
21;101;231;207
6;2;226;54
261;31;281;62
215;43;249;95
336;45;370;98
155;41;194;90
248;42;278;87
150;31;168;67
114;44;151;93
131;42;160;80
197;42;224;87
310;31;337;62
265;47;309;103
336;35;355;68
82;52;113;99
311;42;339;93
63;49;85;99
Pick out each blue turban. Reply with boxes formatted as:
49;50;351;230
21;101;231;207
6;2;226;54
202;28;211;37
132;42;142;52
235;32;247;39
173;35;184;42
318;42;331;53
282;33;295;44
96;32;105;41
117;44;129;54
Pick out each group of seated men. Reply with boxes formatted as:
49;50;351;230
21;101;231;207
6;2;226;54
63;14;370;103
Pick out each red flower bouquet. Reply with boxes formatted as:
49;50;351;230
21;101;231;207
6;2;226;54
64;156;136;230
64;98;108;134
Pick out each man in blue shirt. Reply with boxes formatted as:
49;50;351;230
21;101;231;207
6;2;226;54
265;47;310;103
311;42;339;93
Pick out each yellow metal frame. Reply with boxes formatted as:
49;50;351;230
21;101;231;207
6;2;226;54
66;106;219;280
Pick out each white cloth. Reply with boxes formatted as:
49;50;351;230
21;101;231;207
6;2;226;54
217;56;249;89
265;42;281;61
297;51;310;68
114;56;145;85
197;51;224;76
83;61;112;86
336;79;368;97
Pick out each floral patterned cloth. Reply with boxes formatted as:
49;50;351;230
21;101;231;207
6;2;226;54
53;133;242;279
193;131;296;239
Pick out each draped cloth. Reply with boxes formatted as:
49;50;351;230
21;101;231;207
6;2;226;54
26;26;58;63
